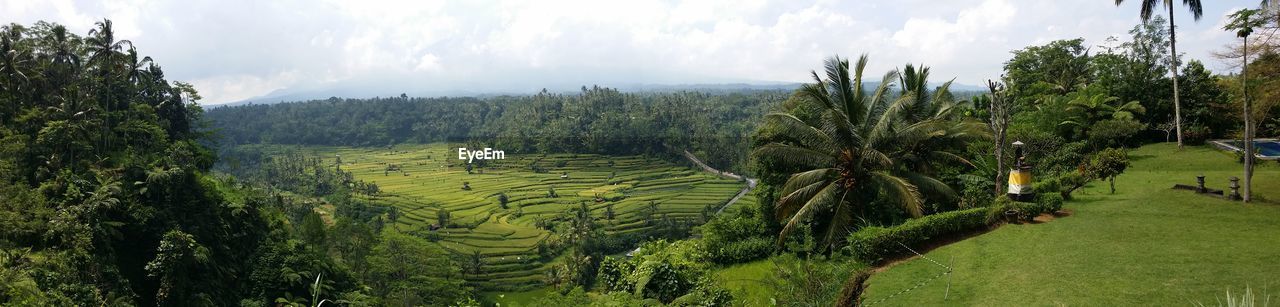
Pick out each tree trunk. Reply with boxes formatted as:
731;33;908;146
988;80;1010;197
994;134;1005;196
1169;5;1184;149
1243;36;1253;203
1109;178;1116;194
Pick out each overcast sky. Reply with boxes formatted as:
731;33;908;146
2;0;1253;104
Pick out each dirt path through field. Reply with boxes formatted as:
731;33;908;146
679;150;758;215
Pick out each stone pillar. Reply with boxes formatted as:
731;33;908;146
1228;177;1241;201
1196;175;1206;193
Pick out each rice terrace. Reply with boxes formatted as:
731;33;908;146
227;143;757;291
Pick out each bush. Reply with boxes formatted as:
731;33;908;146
670;278;734;306
700;209;774;264
1039;141;1088;176
1031;177;1061;196
767;254;863;306
1032;171;1091;200
1084;148;1130;194
986;194;1062;223
596;257;635;293
843;207;989;264
595;240;717;304
1183;125;1211;145
1037;193;1064;213
1087;119;1146;149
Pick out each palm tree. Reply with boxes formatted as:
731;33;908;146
36;24;81;98
1224;8;1264;202
1114;0;1204;149
753;55;985;251
0;25;32;123
85;19;131;153
86;19;131;70
1061;93;1146;126
125;46;152;84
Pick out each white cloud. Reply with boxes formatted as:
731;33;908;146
414;53;441;72
893;0;1016;63
3;0;1246;104
188;71;299;104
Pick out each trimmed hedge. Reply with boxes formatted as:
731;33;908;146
987;194;1064;223
843;207;990;264
845;193;1066;264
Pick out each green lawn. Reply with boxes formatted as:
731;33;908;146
864;143;1280;305
716;259;777;306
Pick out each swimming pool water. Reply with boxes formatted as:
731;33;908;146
1223;140;1280;157
1257;141;1280;157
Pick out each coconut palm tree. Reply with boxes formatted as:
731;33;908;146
0;25;32;123
36;24;82;97
1114;0;1204;149
85;19;132;153
86;19;130;69
753;55;986;251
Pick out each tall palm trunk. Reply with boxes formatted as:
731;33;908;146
1242;34;1253;203
1169;5;1184;149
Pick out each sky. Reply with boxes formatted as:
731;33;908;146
0;0;1255;104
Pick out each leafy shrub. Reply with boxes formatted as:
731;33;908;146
1032;177;1061;196
1183;125;1211;146
1039;141;1088;176
843;207;989;264
699;209;774;264
669;277;734;306
766;253;865;306
1036;193;1064;213
595;240;720;304
986;194;1062;223
1087;119;1146;149
596;257;636;293
1032;171;1092;200
1084;148;1130;194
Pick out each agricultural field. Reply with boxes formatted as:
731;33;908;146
275;143;752;290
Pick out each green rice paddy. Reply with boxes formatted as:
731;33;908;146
270;143;753;290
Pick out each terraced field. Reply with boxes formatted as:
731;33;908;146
277;143;750;290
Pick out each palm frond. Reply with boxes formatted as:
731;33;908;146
776;180;831;221
762;113;836;151
777;183;841;246
869;171;924;217
780;168;836;197
903;171;958;202
752;143;836;169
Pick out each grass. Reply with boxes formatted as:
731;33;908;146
863;143;1280;305
481;287;554;306
254;143;750;291
716;259;777;306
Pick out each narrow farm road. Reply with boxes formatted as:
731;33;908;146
680;150;758;215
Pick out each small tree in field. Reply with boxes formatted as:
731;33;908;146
437;208;451;227
497;192;509;209
1086;148;1131;194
